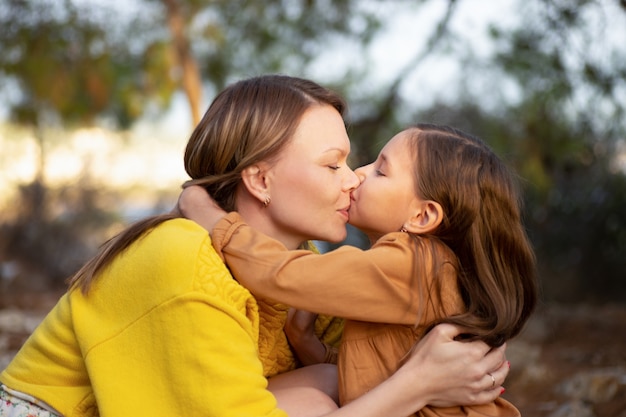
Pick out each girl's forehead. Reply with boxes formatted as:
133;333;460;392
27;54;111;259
383;130;413;151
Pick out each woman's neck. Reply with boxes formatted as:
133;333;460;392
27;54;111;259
236;198;304;251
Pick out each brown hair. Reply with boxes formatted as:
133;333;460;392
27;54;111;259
67;75;346;293
407;124;537;347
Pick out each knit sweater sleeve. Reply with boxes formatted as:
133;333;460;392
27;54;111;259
212;213;434;325
80;219;288;417
88;295;286;417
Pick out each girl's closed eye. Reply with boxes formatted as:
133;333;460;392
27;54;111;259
375;169;386;177
329;165;340;171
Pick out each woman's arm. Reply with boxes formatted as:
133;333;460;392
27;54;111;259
271;324;508;417
329;324;509;416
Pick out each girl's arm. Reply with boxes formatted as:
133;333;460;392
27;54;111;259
179;186;438;324
177;187;510;413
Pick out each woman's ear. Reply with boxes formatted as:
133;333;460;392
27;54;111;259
241;164;271;205
402;200;443;234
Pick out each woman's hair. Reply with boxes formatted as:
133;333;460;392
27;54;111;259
67;75;346;293
407;123;537;347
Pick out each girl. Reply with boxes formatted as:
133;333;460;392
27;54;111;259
180;123;537;416
0;77;508;417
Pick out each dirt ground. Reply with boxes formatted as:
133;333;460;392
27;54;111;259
1;291;625;417
502;303;626;417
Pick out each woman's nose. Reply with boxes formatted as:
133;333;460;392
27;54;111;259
344;167;361;191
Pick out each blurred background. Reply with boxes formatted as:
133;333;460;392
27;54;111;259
0;0;625;415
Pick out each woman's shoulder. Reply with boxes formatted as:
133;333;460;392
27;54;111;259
161;219;254;302
153;217;211;241
118;218;248;298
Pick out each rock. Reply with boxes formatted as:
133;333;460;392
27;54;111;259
0;309;44;334
506;339;548;384
548;400;595;417
558;368;626;404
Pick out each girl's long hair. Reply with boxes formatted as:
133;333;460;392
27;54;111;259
408;124;537;346
67;75;346;294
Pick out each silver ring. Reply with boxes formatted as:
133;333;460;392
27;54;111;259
488;372;495;388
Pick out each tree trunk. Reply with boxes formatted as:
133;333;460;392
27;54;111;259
162;0;203;126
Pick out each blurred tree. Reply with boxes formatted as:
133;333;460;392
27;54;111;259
0;0;179;295
341;0;461;165
489;0;626;302
0;0;178;129
2;0;624;303
411;0;626;302
143;0;390;123
0;0;433;294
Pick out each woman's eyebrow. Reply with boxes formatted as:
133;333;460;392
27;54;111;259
322;147;350;156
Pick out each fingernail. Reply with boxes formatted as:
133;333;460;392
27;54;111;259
500;388;506;395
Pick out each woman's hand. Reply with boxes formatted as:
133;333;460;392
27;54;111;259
325;324;509;417
396;323;509;408
177;185;227;233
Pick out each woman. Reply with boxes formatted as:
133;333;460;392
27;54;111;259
0;75;508;417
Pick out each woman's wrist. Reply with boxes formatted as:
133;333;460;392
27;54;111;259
332;365;427;417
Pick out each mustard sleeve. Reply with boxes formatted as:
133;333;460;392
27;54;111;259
212;213;425;325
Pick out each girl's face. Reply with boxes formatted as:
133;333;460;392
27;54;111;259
349;130;423;243
262;104;359;248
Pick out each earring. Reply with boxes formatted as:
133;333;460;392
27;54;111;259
263;195;271;207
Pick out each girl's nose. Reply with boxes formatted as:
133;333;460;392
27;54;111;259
354;165;368;184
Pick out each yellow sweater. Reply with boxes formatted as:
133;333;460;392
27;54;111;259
1;219;341;417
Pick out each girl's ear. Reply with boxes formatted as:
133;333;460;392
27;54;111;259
402;200;443;234
241;163;271;205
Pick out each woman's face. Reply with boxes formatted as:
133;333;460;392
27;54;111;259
262;104;360;248
349;130;423;243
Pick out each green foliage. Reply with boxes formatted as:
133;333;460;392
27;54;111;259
1;0;625;303
0;0;392;296
0;0;177;128
422;1;626;296
416;95;626;303
529;166;626;303
160;0;383;89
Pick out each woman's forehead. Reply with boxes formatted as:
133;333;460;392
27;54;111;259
291;105;350;147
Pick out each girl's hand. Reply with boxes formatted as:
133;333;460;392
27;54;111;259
177;185;227;232
285;308;328;366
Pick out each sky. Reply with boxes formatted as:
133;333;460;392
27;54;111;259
137;0;520;137
320;0;518;100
